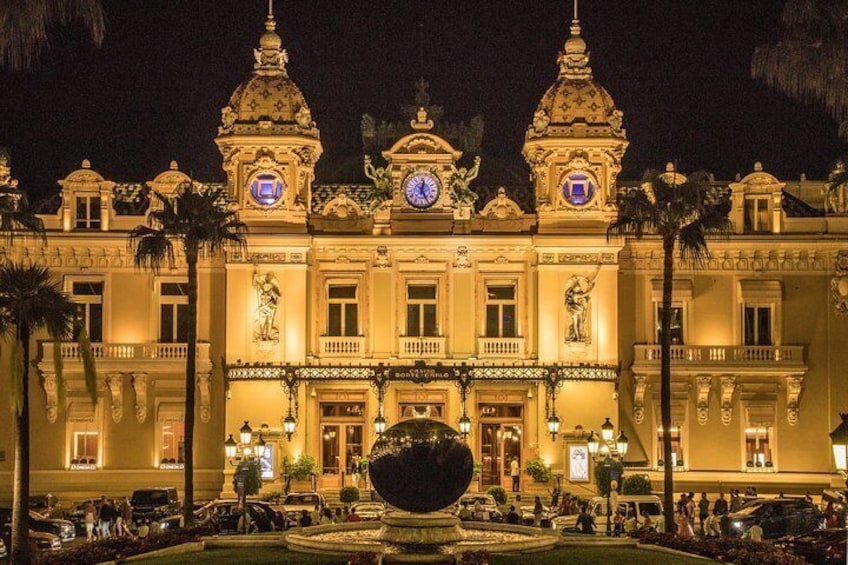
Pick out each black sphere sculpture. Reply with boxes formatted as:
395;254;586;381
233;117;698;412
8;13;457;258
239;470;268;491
368;418;474;513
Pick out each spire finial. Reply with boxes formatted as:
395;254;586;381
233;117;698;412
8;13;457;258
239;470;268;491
268;0;273;18
574;0;579;21
254;0;288;75
558;0;592;79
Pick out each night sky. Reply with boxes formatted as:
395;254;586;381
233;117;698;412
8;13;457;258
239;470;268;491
0;0;845;202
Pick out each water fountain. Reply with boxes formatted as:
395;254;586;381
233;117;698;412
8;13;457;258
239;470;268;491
284;419;558;563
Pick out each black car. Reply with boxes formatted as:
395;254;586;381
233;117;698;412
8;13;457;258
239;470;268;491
0;508;75;543
776;528;847;565
195;500;283;534
724;498;822;539
131;488;181;524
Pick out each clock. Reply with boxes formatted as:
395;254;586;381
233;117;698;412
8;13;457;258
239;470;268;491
249;172;285;206
403;173;440;209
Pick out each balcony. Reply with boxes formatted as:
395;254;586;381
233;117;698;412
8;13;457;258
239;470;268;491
318;336;365;357
40;341;212;374
477;337;526;359
398;336;446;359
632;344;806;375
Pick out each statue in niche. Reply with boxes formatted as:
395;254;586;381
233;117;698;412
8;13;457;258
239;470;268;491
363;156;393;213
564;267;600;343
253;271;281;342
449;156;481;207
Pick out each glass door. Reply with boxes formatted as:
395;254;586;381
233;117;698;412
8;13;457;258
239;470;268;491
321;425;340;475
344;425;364;487
480;424;500;489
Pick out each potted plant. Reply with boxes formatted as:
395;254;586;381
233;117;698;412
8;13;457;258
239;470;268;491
524;457;551;484
340;486;361;507
487;486;507;506
283;454;319;493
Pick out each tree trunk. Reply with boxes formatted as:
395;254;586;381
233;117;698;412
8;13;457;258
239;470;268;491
661;236;676;534
11;324;31;565
183;249;198;527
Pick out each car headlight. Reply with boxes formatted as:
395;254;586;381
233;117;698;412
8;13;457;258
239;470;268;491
732;521;743;530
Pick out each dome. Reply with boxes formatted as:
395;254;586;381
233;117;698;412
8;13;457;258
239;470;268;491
228;74;308;124
217;10;318;137
526;18;625;139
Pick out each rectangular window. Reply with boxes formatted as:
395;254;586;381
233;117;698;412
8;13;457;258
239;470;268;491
657;427;684;468
485;284;517;338
743;197;770;233
743;305;772;346
159;282;189;343
745;427;773;470
399;403;445;420
75;196;101;229
406;284;437;337
655;305;684;344
71;281;103;342
327;284;358;337
73;431;98;465
160;421;185;465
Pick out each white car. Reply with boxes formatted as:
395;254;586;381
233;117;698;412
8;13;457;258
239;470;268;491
279;492;326;527
351;502;386;521
551;495;664;533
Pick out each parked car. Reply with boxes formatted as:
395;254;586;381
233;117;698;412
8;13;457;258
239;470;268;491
29;495;62;519
350;502;386;521
279;492;325;527
518;504;557;527
776;528;847;565
724;498;822;539
195;500;283;534
551;495;664;534
452;494;503;522
130;488;181;524
0;524;62;554
0;508;75;543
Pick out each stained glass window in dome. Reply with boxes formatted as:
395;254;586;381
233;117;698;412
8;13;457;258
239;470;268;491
249;172;284;206
562;172;595;206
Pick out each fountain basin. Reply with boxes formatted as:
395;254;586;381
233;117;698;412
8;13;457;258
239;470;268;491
379;512;463;544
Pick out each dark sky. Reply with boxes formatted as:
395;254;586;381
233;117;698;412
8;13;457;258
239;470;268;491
0;0;844;202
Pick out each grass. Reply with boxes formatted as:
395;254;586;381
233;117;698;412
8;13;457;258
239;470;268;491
137;546;712;565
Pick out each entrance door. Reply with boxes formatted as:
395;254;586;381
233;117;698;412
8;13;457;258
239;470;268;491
321;424;364;489
480;424;500;489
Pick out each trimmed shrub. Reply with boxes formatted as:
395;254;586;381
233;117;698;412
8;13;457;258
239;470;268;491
631;530;807;565
621;473;652;495
487;485;507;506
524;457;551;483
340;485;361;504
233;458;262;496
594;460;624;496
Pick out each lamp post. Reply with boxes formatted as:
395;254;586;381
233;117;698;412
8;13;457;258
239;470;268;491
587;417;629;536
224;421;267;535
829;413;848;482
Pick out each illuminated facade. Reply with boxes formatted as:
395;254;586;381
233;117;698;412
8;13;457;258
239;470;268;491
1;9;848;503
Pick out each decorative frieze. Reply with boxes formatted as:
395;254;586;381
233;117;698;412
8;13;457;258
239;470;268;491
695;376;711;425
632;374;649;425
197;372;212;424
784;376;804;426
720;376;737;425
106;373;123;423
42;373;59;424
132;373;148;423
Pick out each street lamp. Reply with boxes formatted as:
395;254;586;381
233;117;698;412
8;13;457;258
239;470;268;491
283;412;297;442
374;414;388;436
547;411;562;441
585;417;628;536
458;413;472;438
224;421;267;535
830;413;848;480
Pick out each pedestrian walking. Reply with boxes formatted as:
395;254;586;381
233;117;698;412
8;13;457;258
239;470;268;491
83;499;97;542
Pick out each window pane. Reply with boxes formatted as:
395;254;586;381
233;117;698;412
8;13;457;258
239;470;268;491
744;307;756;346
757;201;770;232
161;422;185;462
503;304;516;337
487;285;515;300
344;303;358;337
161;282;188;296
328;303;342;336
406;305;420;336
176;304;190;342
88;304;103;342
89;197;101;227
757;307;772;346
485;305;499;338
72;305;85;341
160;305;174;343
408;285;436;300
423;304;437;336
75;199;87;227
329;285;357;299
72;282;103;296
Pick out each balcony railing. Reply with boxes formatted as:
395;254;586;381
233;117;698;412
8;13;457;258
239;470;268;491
46;342;209;360
398;336;446;359
319;336;365;357
477;337;526;358
633;344;805;373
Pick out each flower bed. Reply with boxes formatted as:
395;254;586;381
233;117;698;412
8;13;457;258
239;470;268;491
34;525;215;565
631;530;808;565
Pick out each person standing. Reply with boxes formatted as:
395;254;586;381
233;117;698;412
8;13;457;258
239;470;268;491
533;495;544;527
121;498;133;537
83;500;97;542
698;492;710;531
686;492;696;527
713;492;728;515
510;457;520;492
98;497;113;539
743;519;763;542
704;509;721;538
676;496;694;539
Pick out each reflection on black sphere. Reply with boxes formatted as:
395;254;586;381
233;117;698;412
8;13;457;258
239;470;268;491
368;418;474;513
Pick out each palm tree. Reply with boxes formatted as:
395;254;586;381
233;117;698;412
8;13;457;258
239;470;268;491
608;169;732;533
0;264;92;565
751;0;848;138
0;0;105;70
0;150;44;239
130;181;247;526
825;153;848;214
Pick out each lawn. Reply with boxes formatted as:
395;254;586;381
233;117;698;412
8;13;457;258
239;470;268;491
138;546;712;565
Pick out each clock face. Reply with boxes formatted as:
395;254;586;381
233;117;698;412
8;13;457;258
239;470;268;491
249;172;285;206
403;173;440;209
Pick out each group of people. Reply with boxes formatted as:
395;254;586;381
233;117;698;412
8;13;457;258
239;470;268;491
81;496;134;542
296;505;363;528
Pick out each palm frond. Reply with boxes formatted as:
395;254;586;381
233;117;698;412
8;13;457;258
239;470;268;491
0;0;105;70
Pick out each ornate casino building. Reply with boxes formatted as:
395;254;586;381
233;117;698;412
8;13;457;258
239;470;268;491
1;8;847;502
